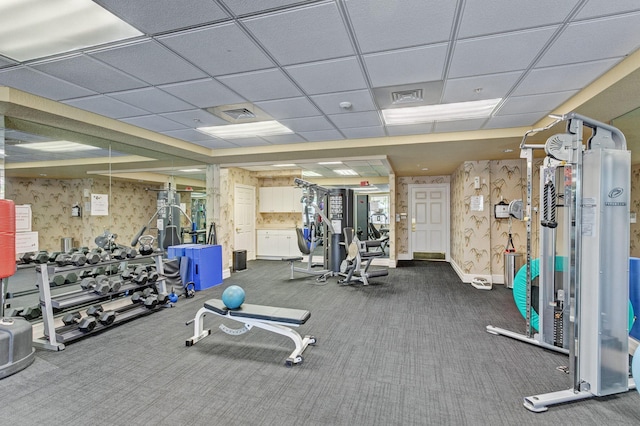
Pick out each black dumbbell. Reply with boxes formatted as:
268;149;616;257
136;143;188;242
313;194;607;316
20;251;49;264
132;267;148;286
80;276;111;295
5;307;24;317
121;268;134;281
55;253;87;267
85;251;101;265
78;247;90;255
48;251;63;263
65;272;78;284
90;266;106;277
49;274;66;287
20;305;42;320
147;269;159;283
126;248;138;259
108;277;123;293
20;252;35;263
62;312;96;332
97;310;116;325
131;290;158;308
156;292;170;305
111;248;127;260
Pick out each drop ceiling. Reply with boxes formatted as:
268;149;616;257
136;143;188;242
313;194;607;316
2;0;640;183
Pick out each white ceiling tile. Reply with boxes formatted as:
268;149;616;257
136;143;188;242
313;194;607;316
217;69;302;101
109;87;194;114
537;13;640;67
160;109;228;127
222;0;314;15
484;112;547;129
443;71;522;103
159;79;246;109
364;44;448;88
0;67;96;100
62;95;149;119
158;23;274;76
433;118;488;133
254;97;320;119
386;123;433;136
121;115;187;132
328;111;381;129
242;2;353;65
310;90;376;115
285;57;367;95
280;116;335;132
574;1;640;20
449;27;558;78
162;129;217;142
89;41;207;85
514;58;621;96
32;55;146;93
95;0;229;34
496;90;578;116
346;0;457;53
341;126;386;139
298;129;344;141
260;133;307;144
458;0;577;38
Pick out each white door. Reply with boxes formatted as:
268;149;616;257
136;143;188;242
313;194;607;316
234;184;256;260
410;184;450;260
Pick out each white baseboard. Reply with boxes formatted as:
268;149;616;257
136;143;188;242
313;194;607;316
450;259;506;285
223;268;231;280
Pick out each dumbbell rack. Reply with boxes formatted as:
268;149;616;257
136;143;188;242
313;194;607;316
33;253;166;351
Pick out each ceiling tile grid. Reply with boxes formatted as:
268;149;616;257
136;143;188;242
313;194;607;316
3;1;640;179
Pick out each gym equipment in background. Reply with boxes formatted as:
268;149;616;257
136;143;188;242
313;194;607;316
0;199;36;379
186;298;316;366
338;228;388;286
486;113;635;411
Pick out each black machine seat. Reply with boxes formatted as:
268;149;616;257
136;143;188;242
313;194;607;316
295;228;311;256
203;299;310;325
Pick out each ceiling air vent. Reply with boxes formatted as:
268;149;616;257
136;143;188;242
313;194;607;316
222;108;256;120
391;89;423;104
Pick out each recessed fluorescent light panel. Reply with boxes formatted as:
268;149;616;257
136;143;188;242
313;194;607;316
273;163;296;167
318;161;342;165
334;169;358;176
302;171;322;177
0;0;143;62
179;169;202;173
197;121;293;139
382;98;501;126
19;141;100;152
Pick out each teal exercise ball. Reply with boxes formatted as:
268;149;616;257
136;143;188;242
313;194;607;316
222;285;245;309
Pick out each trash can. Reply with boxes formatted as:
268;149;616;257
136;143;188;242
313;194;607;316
61;237;75;253
504;252;523;289
233;250;247;272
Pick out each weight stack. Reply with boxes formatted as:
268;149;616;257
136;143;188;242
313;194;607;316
0;317;35;380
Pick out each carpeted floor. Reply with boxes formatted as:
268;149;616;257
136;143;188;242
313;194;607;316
1;259;639;425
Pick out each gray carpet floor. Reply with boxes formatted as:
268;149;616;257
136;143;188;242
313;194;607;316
1;260;639;425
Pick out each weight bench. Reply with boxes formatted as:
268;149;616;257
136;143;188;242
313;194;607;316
186;299;316;366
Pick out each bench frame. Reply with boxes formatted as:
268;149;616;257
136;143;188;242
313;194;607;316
186;300;316;366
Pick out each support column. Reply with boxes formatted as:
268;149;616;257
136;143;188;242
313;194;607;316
206;164;220;243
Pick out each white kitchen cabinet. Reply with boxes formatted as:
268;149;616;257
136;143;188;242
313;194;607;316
259;187;304;213
256;229;300;258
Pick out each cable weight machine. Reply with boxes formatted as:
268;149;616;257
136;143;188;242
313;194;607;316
487;113;635;411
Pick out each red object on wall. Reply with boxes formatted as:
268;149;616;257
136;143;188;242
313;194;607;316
0;199;16;279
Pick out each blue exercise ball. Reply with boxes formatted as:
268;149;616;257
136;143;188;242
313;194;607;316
222;285;245;309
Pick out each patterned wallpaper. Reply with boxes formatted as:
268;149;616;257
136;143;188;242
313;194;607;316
5;176;156;253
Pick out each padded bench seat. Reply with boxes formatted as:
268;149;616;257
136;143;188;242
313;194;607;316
203;299;310;325
187;298;315;366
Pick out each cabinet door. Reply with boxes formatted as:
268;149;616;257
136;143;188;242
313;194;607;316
258;188;271;212
256;230;270;255
291;187;304;213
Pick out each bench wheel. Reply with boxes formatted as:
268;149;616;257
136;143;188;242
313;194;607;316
285;355;303;367
308;336;317;346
